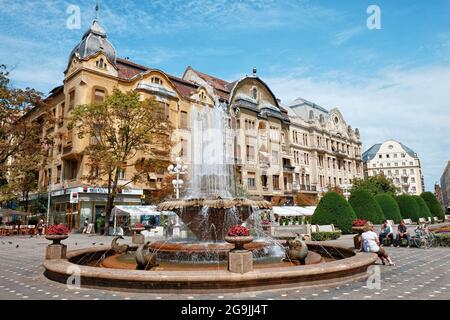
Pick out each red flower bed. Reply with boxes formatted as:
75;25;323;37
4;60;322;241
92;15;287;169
352;219;368;227
227;225;250;237
47;224;70;235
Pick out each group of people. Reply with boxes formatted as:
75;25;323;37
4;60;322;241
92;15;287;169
378;220;411;247
359;219;413;266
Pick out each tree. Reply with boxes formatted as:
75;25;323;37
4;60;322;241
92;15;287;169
312;192;357;234
69;89;173;234
374;194;402;224
349;189;385;224
0;65;52;209
350;174;399;197
412;195;432;220
0;65;49;173
396;195;421;223
420;192;445;220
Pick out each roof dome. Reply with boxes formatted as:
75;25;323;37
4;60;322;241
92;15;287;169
68;19;116;68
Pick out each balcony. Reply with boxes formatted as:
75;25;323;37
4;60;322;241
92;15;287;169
283;165;295;172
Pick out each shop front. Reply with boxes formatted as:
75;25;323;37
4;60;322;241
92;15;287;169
49;186;144;232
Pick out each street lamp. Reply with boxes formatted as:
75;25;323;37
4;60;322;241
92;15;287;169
167;157;188;200
340;183;353;201
167;157;188;237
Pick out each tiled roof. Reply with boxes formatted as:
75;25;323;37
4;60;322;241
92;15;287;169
185;66;231;101
116;58;150;80
116;58;199;99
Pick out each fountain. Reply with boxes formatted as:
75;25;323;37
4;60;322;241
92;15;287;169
43;101;378;292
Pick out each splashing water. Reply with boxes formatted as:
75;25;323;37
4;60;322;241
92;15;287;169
188;102;235;198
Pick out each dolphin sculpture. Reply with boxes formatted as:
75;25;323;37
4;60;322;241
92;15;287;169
111;236;129;254
284;233;309;265
135;241;158;270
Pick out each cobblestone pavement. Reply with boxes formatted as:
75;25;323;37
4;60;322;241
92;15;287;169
0;234;449;300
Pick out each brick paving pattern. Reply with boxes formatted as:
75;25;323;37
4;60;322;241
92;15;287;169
0;234;449;300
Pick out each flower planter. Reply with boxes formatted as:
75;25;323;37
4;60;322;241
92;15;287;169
224;236;254;251
45;234;69;245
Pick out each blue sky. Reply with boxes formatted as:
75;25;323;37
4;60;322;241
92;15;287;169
1;0;449;192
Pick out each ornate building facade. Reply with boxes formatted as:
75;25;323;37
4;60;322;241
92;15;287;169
440;161;450;212
362;140;425;195
27;16;363;229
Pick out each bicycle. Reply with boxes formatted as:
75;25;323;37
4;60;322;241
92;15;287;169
411;223;437;249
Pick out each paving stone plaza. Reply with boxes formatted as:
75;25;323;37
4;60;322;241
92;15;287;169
0;233;449;300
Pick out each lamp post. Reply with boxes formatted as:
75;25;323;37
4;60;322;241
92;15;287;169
340;183;353;201
168;157;188;200
167;157;188;237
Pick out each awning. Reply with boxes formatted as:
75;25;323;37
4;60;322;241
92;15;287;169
272;206;316;217
113;206;175;218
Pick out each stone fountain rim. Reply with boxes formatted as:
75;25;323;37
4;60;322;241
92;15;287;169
43;242;378;291
157;197;272;211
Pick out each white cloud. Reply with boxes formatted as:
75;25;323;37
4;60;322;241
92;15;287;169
330;27;364;46
266;65;450;191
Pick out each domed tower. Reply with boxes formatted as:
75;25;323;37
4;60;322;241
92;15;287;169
65;3;117;75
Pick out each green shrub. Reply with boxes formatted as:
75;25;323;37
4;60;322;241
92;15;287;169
396;195;421;223
312;192;357;234
311;231;342;241
412;195;432;220
374;194;402;224
435;234;450;247
349;189;385;224
421;192;445;220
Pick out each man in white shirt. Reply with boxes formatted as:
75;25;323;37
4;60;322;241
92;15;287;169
361;222;395;266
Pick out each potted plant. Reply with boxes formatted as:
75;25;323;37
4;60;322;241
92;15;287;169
96;216;105;235
224;225;253;251
352;219;368;249
131;222;145;232
45;224;70;245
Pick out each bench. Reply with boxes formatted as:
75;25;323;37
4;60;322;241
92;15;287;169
317;224;335;232
445;215;450;222
418;218;428;224
310;225;319;233
433;217;442;223
403;219;413;225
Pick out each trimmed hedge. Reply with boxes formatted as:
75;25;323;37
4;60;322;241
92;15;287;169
349;189;385;224
412;195;432;220
311;231;342;241
435;234;450;247
312;192;357;234
396;195;421;223
421;192;445;220
374;194;402;224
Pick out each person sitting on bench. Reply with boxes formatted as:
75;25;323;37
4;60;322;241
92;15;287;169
394;220;410;247
379;220;394;245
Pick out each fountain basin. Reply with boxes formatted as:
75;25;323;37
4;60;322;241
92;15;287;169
157;198;271;241
43;242;377;293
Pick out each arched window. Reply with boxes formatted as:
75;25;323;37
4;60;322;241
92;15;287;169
251;87;258;100
151;77;163;85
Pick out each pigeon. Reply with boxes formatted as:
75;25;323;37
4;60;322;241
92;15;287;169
92;242;96;245
75;242;78;246
8;241;12;244
99;243;104;246
16;245;19;248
